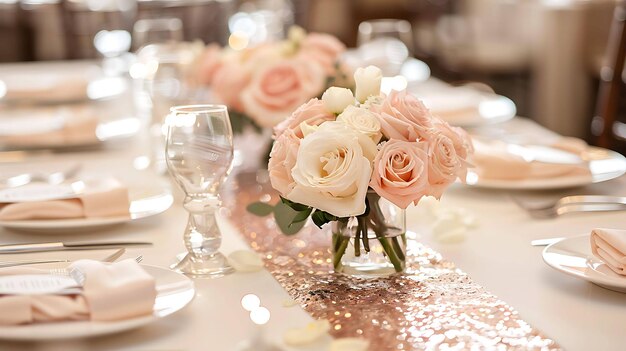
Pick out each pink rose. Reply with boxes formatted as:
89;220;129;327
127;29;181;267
197;44;223;85
426;131;461;199
268;129;300;196
370;139;430;209
299;33;346;75
241;59;325;128
371;90;433;142
432;118;473;179
273;98;335;139
212;62;251;112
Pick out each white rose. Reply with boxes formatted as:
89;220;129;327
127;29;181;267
337;105;382;143
286;122;376;217
354;65;382;103
321;87;354;114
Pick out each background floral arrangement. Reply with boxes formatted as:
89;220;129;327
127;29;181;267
197;27;352;132
249;65;474;250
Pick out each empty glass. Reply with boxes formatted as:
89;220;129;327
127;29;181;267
357;19;414;76
133;17;184;51
165;105;235;278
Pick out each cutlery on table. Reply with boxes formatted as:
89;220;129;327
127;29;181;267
530;237;565;246
512;195;626;219
0;241;152;254
0;247;128;268
0;162;82;188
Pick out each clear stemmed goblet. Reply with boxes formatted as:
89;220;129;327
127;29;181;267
165;105;234;278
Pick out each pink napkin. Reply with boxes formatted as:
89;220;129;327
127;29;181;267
471;140;591;180
2;76;88;103
0;259;156;325
590;228;626;275
0;179;130;221
0;107;99;148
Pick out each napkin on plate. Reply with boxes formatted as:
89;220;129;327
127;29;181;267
590;228;626;275
1;75;89;102
0;106;99;148
0;259;156;325
470;139;591;180
0;178;130;221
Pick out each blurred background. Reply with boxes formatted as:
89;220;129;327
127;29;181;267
0;0;623;152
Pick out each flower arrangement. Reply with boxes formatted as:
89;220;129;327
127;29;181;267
248;65;473;274
197;27;352;133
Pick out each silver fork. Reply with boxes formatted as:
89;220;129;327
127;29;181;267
50;254;144;288
512;195;626;219
1;163;82;188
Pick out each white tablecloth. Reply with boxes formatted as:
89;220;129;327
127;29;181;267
0;70;625;351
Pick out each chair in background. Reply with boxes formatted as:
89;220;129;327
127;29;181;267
592;0;626;152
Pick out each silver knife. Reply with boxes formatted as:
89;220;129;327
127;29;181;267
530;237;564;247
0;241;152;254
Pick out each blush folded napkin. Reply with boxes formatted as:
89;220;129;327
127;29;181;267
471;140;591;180
0;259;156;325
1;76;89;103
590;228;626;275
0;178;130;221
0;106;99;147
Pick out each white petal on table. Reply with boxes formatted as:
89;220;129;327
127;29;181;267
283;320;330;346
228;250;264;272
329;337;370;351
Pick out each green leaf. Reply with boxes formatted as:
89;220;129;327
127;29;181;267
311;210;339;229
246;202;274;217
279;197;311;212
274;201;311;235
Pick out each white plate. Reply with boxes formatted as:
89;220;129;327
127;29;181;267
465;146;626;190
0;264;195;340
0;187;174;232
542;235;626;293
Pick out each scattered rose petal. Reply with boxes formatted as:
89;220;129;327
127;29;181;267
283;319;330;346
228;250;264;272
329;337;370;351
282;298;299;308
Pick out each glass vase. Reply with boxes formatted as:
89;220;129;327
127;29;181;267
331;191;406;277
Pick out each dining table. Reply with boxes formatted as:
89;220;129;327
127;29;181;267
0;60;625;351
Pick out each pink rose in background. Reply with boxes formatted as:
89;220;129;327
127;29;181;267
299;33;346;75
427;131;461;199
212;61;251;112
370;139;430;209
268;130;301;196
241;59;325;128
274;98;335;139
432;118;473;179
197;44;223;85
371;91;433;142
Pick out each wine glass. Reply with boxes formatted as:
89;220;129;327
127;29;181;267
165;105;235;278
357;19;414;76
132;17;184;51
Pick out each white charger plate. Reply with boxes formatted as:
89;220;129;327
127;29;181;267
542;234;626;293
0;264;195;340
0;187;173;232
465;146;626;190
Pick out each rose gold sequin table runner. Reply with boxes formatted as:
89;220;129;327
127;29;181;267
225;173;560;350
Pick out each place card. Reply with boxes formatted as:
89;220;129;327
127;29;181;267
0;275;80;295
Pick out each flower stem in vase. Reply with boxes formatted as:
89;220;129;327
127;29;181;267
333;233;350;270
354;220;361;257
360;216;370;252
368;194;405;273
